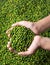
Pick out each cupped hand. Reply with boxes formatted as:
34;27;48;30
18;36;41;56
11;21;38;34
12;21;33;29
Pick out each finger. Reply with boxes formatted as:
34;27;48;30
18;51;31;56
13;50;18;54
7;41;11;48
8;47;13;52
7;33;10;38
12;21;33;29
11;22;19;27
11;21;28;27
6;27;14;34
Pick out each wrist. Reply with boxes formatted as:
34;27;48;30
30;22;39;34
34;35;42;47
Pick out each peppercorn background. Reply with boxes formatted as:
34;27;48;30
0;0;50;65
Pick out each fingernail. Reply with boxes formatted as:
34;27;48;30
18;53;20;55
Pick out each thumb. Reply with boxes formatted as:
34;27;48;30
18;51;31;56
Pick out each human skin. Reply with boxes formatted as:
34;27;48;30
39;36;50;50
11;15;50;35
6;15;50;56
35;15;50;34
18;35;50;56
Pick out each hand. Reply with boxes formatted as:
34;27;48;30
11;21;38;34
18;36;41;56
